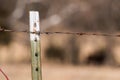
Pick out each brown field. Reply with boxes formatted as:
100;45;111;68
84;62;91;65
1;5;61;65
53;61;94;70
1;63;120;80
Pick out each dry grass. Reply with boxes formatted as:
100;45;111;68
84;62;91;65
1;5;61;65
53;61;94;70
1;63;120;80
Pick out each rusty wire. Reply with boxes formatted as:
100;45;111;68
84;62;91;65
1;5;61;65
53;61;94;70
0;27;120;37
40;32;120;37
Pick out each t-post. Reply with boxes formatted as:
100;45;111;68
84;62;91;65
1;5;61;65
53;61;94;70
29;11;42;80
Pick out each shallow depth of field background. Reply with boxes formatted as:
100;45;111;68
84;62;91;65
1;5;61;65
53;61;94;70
1;0;120;80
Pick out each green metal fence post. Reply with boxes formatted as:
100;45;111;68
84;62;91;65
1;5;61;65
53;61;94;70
29;11;42;80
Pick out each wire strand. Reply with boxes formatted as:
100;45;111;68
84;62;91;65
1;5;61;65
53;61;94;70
40;32;120;37
0;28;120;37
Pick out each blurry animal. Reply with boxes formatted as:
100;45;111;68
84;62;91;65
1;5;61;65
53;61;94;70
86;49;107;65
45;45;65;62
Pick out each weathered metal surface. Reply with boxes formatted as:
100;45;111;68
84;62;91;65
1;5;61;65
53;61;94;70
29;11;42;80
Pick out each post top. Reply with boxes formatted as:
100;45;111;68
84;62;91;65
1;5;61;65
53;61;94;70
29;11;40;41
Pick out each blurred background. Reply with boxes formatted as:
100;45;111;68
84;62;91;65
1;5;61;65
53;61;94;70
0;0;120;80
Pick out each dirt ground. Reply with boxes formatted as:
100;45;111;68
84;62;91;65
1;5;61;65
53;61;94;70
1;63;120;80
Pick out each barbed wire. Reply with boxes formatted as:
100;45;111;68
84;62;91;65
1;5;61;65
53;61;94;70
1;28;120;37
40;32;120;37
0;28;28;33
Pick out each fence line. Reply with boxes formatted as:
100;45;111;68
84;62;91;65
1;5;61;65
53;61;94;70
40;32;120;37
1;28;120;37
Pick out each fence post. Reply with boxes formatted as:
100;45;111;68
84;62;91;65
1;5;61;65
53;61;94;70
29;11;42;80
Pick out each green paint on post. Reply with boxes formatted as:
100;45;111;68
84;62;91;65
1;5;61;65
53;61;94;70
29;11;42;80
